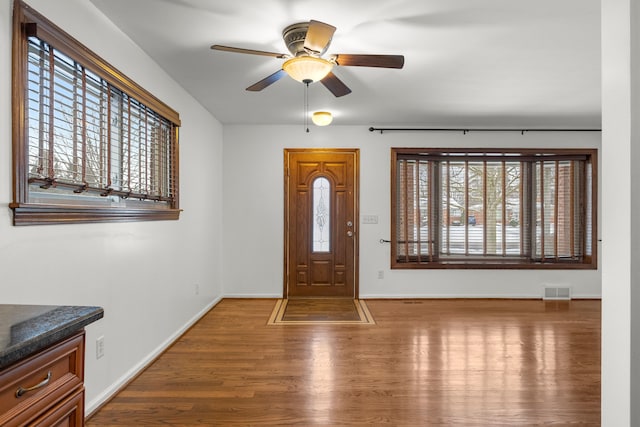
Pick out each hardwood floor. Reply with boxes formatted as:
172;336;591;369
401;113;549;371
87;299;601;426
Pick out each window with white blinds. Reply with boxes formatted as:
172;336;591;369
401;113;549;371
391;148;597;269
12;0;181;225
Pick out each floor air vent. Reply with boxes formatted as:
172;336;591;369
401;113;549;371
543;286;572;300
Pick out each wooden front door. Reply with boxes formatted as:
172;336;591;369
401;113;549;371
284;149;359;298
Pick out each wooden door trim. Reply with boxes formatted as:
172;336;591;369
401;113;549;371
283;148;360;299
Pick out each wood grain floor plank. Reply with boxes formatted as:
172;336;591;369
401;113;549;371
87;298;600;426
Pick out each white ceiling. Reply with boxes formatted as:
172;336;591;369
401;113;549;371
88;0;601;129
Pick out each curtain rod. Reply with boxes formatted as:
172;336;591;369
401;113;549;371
368;127;602;135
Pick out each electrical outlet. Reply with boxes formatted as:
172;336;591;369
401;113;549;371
96;336;105;359
378;270;384;279
195;283;200;295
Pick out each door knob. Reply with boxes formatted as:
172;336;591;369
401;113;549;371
347;231;353;237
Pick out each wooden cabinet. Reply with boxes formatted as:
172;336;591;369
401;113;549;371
0;331;85;427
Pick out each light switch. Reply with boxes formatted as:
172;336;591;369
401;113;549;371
362;215;379;224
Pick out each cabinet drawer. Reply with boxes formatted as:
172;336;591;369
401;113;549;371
31;387;84;427
0;331;84;426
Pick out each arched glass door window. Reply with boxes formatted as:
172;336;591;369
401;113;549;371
312;177;331;252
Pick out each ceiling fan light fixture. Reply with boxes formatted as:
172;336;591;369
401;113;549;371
312;111;333;126
282;56;333;83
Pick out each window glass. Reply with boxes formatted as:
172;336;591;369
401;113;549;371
392;149;596;269
12;0;181;224
313;177;330;252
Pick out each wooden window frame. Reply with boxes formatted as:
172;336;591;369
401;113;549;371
11;0;181;225
391;148;598;269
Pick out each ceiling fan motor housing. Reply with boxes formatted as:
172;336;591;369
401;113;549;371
283;22;312;56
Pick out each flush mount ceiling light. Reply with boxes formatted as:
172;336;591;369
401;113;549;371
282;56;334;83
312;111;333;126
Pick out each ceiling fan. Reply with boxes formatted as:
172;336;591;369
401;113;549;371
211;20;404;97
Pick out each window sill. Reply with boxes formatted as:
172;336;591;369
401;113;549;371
10;204;181;225
392;259;597;270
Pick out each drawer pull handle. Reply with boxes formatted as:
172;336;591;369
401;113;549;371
15;371;52;397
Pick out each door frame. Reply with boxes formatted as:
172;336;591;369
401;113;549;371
283;148;360;299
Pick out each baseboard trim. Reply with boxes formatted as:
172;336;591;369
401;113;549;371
224;293;602;300
85;296;223;418
223;293;283;298
360;294;602;299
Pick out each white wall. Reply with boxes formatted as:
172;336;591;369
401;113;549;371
601;0;638;425
0;0;224;414
223;125;601;299
0;0;610;420
632;1;640;422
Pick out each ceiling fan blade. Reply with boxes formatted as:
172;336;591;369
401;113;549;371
320;72;352;97
334;54;405;69
246;69;287;92
211;44;287;58
303;20;336;55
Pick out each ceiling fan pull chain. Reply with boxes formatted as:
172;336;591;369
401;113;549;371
304;79;311;133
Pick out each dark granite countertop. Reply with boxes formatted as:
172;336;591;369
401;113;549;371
0;305;104;370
